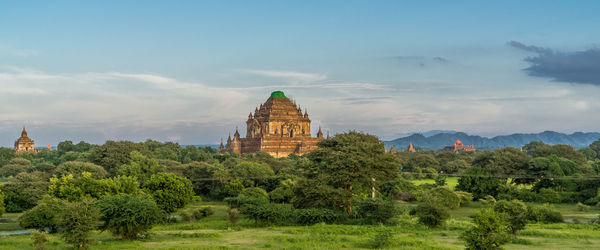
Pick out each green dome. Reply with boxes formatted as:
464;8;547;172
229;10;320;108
270;91;287;98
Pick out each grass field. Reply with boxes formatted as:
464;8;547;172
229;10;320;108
1;199;599;249
411;177;460;189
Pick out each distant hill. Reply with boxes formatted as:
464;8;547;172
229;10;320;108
385;131;600;150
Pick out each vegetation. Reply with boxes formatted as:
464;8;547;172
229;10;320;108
0;135;599;249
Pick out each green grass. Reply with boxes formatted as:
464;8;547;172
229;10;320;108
1;200;599;249
411;177;460;189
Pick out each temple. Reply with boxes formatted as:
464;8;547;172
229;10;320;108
442;140;475;153
222;91;324;157
14;127;37;154
406;142;416;153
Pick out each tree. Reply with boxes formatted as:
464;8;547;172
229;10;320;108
118;151;161;184
55;161;108;179
411;203;449;227
590;140;600;160
456;167;503;200
0;157;31;177
493;199;528;234
95;194;164;239
19;196;65;232
230;161;275;187
48;173;141;201
355;198;397;224
58;199;101;249
88;141;148;176
184;162;221;196
461;209;512;250
0;148;16;166
239;187;269;201
472;147;530;184
0;189;5;217
1;172;49;212
295;131;399;215
144;173;194;213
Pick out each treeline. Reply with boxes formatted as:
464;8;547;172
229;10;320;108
0;133;599;248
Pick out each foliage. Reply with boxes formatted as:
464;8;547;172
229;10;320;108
223;180;245;197
379;178;416;201
419;186;461;209
228;208;241;227
296;131;399;215
95;194;165;239
526;204;563;223
27;163;56;174
355;198;398;224
58;199;101;249
118;151;162;184
240;187;269;201
0;147;17;166
19;196;65;232
88;141;148;176
493;199;528;234
0;189;4;216
455;191;473;206
144;172;194;213
55;161;107;179
30;231;49;250
0;164;27;177
184;161;220;196
460;209;513;250
411;203;449;227
269;179;295;203
48;172;141;201
245;202;294;226
456;167;503;200
369;227;394;248
293;208;346;225
193;207;215;220
230;161;274;187
1;172;49;212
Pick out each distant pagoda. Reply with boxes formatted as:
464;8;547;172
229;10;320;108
443;140;475;153
406;142;416;152
222;91;324;157
14;127;37;154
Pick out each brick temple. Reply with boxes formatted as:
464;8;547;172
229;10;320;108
221;91;324;157
14;127;37;154
442;140;476;153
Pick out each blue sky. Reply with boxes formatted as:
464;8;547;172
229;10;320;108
1;0;600;146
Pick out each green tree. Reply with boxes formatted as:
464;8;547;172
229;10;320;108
95;194;164;239
0;148;16;166
118;151;161;183
412;203;449;227
58;199;101;249
55;161;108;179
590;140;600;160
461;209;512;250
493;199;528;234
294;131;399;215
19;196;65;232
230;161;274;187
456;167;503;200
144;173;193;213
0;189;5;216
239;187;269;200
88;141;148;176
1;172;49;212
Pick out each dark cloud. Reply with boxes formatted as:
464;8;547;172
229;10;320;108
509;41;600;86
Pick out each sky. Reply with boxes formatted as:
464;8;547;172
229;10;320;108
1;0;600;146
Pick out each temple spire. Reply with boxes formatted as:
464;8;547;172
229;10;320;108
317;126;323;138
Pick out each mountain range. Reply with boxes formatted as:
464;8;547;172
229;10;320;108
384;131;600;150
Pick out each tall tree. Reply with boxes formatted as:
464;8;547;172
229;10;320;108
294;131;399;215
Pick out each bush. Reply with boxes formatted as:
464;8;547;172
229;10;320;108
224;195;268;211
456;191;473;207
228;208;241;227
1;172;49;212
411;203;449;227
19;196;65;232
240;187;269;201
537;188;560;203
460;209;512;250
96;194;165;239
144;173;194;213
30;231;49;250
0;164;27;177
479;195;497;207
369;227;394;248
526;205;563;223
245;202;294;226
55;161;108;179
576;202;590;211
493;200;528;234
355;198;398;224
421;187;461;210
193;207;215;220
294;208;346;225
0;189;4;217
179;210;193;222
58;199;101;249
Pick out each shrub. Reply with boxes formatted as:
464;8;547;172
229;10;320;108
456;191;473;207
493;199;528;234
179;210;193;222
224;180;245;197
144;173;194;213
224;195;268;212
576;202;590;211
95;194;165;239
240;187;269;201
245;202;293;226
228;208;241;227
355;198;398;224
411;203;449;227
479;195;496;207
193;207;215;220
58;199;101;249
269;185;294;203
526;205;563;223
30;231;49;250
0;164;27;177
294;208;346;225
537;188;560;203
369;227;394;248
19;196;65;232
55;161;108;179
460;209;512;250
421;187;461;210
2;172;49;212
0;189;4;217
